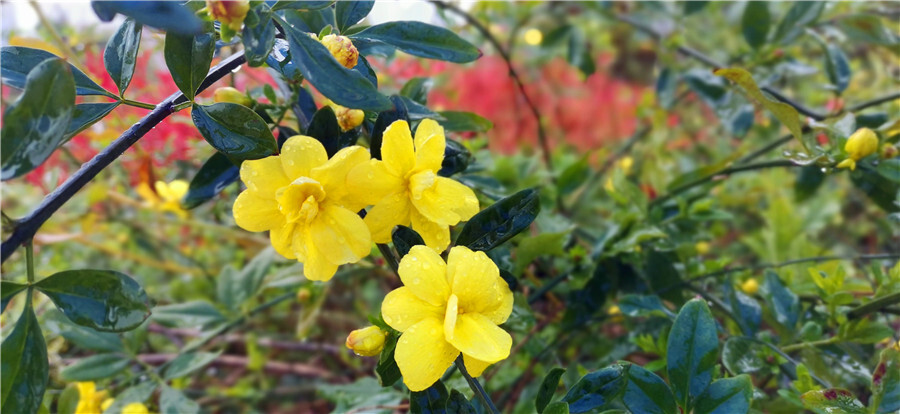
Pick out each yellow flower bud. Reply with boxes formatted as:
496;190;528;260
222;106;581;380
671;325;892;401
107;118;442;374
320;34;359;69
741;278;759;295
346;326;387;357
121;402;150;414
837;127;879;171
206;0;250;32
214;86;252;107
695;241;710;255
523;28;543;46
607;305;624;322
296;287;311;303
328;102;364;131
618;156;634;173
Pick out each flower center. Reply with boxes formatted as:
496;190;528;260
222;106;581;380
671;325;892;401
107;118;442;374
276;177;326;224
408;170;436;201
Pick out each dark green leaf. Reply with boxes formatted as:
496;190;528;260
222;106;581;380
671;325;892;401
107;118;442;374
163;352;222;380
878;159;900;183
216;249;274;311
439;138;472;177
34;270;151;332
623;364;678;414
282;20;391;111
243;7;276;67
1;301;48;414
272;1;334;11
563;257;627;328
104;18;142;95
537;367;566;413
400;77;431;104
370;96;409;159
836;14;899;47
849;166;900;213
562;364;627;414
456;188;541;251
683;1;709;15
392;226;425;259
57;322;124;353
191;103;278;162
152;300;226;328
91;1;205;35
183;152;240;209
544;402;570;414
741;2;771;49
666;299;718;408
60;353;130;381
1;57;76;181
352;21;481;63
723;282;760;336
446;389;477;413
823;43;851;94
693;375;753;414
65;102;121;142
801;389;867;414
335;1;374;33
353;55;378;89
722;337;766;375
436;111;493;133
266;39;304;83
656;67;677;110
100;382;156;414
645;250;685;306
0;46;113;97
409;380;449;413
375;333;401;387
761;270;800;329
164;25;215;100
286;8;335;36
773;2;824;43
160;385;200;414
872;347;900;414
619;294;674;318
794;165;826;202
306;106;341;156
1;281;27;313
401;96;439;121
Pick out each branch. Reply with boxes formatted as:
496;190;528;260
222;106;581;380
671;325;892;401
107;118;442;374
136;353;332;378
847;291;900;320
649;160;800;207
1;51;248;263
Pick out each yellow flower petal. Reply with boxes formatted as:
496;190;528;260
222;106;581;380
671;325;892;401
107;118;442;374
381;120;416;176
444;293;458;341
414;119;445;173
363;191;411;243
165;179;189;201
394;318;460;392
290;225;309;262
310;145;370;210
301;238;339;281
347;159;404;206
309;203;372;265
448;247;510;320
233;191;280;232
122;402;150;414
280;135;328;179
411;176;479;226
398;245;449;306
448;313;511;363
410;209;450;252
463;353;493;377
270;219;297;260
381;287;445;332
241;155;290;197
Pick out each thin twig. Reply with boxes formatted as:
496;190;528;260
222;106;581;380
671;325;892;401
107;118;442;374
847;291;900;320
650;160;800;207
455;356;500;414
135;353;331;378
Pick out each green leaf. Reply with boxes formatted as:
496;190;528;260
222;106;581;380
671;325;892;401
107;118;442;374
622;364;678;414
392;225;425;259
33;270;151;332
375;333;401;387
456;188;541;251
90;1;205;35
693;375;753;414
683;1;709;15
666;299;718;408
562;364;627;414
100;382;156;414
794;165;826;202
104;18;142;95
840;319;894;344
544;402;570;414
191;103;278;162
715;68;804;150
1;57;76;181
272;1;334;12
823;43;851;95
741;2;771;49
438;138;472;177
152;300;226;328
1;301;48;414
57;322;124;353
65;102;121;142
164;25;215;100
619;294;674;318
836;14;899;47
216;249;274;311
56;384;79;414
159;385;200;414
722;337;766;375
801;389;867;414
352;21;481;63
645;250;685;306
877;159;900;183
400;77;431;104
515;231;569;275
306;106;341;156
849;166;900;213
335;1;374;33
1;281;27;313
182;152;240;209
163;351;222;380
773;2;824;43
446;389;477;413
436;110;493;133
0;46;114;97
409;380;449;413
60;353;130;381
871;346;900;414
281;19;391;111
761;270;800;329
537;367;566;413
243;7;276;67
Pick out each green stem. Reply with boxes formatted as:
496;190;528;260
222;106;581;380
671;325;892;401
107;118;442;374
25;240;35;283
651;160;799;207
848;291;900;320
121;99;158;110
455;356;500;414
377;244;400;274
781;337;839;353
173;101;194;112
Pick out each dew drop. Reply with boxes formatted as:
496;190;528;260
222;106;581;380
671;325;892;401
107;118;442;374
413;278;421;285
367;172;375;179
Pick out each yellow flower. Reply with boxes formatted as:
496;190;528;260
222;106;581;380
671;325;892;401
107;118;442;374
381;245;514;391
206;0;250;32
523;29;543;46
320;34;359;69
139;180;189;218
741;278;759;295
607;305;624;323
836;127;879;171
346;325;388;356
75;382;108;414
618;156;634;173
232;136;372;281
121;402;150;414
325;100;365;131
695;241;710;255
348;120;479;251
213;86;252;107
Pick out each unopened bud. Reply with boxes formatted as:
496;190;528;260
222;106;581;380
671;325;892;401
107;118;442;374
837;128;879;171
346;326;387;357
214;87;252;107
206;0;250;37
741;278;759;295
328;102;364;131
320;34;359;69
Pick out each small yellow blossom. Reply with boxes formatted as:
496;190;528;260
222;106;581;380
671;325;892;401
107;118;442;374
618;156;634;173
206;0;250;33
138;180;189;218
75;382;108;414
836;127;879;171
325;100;365;131
101;398;114;411
381;245;514;391
741;278;759;295
213;86;252;107
523;29;543;46
348;120;479;251
607;305;624;323
232;136;371;281
320;34;359;69
695;241;710;255
346;325;388;356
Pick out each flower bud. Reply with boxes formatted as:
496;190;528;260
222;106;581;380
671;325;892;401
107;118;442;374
881;144;898;159
741;278;759;295
332;104;364;131
695;241;710;255
214;86;253;107
837;127;879;171
206;0;250;32
346;326;387;357
296;287;311;303
320;34;359;69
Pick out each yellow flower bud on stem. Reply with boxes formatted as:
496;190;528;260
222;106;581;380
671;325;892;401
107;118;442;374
346;326;387;356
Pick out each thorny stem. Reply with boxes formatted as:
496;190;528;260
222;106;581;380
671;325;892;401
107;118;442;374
455;356;500;414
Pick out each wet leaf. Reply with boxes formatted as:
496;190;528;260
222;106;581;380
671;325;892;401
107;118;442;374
163;351;222;380
622;364;678;414
0;299;48;414
335;1;374;33
666;299;718;408
456;188;541;251
715;68;803;148
693;375;753;414
352;21;481;63
243;6;276;67
537;367;566;413
409;380;449;413
104;18;142;95
801;389;866;414
436;111;493;133
91;1;205;35
164;24;215;101
0;281;27;313
182;152;240;209
1;46;113;97
562;363;627;413
392;225;425;259
34;270;151;332
191;103;278;162
60;354;130;381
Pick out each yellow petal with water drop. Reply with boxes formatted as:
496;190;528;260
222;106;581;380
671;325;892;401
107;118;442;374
381;287;444;332
280;135;328;179
398;245;449;306
448;313;511;363
233;191;281;232
394;317;459;391
241;155;289;198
